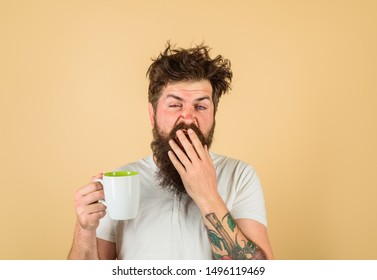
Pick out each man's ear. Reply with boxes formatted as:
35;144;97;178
148;103;155;128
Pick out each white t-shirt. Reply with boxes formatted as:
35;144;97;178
96;153;267;259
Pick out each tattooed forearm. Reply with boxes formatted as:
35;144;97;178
205;212;267;260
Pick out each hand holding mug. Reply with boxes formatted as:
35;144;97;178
74;173;107;231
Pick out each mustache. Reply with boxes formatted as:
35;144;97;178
168;122;207;147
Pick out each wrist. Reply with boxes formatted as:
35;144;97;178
76;221;97;238
194;193;227;217
69;221;99;260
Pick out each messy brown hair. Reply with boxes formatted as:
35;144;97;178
146;42;233;113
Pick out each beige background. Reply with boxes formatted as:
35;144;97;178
1;0;376;259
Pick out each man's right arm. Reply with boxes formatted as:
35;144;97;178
68;221;100;259
68;174;112;260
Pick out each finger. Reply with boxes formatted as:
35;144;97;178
168;150;186;175
85;202;107;215
187;128;206;160
77;201;106;219
75;187;104;209
175;130;198;162
77;181;103;197
91;173;103;182
204;145;212;161
169;137;192;167
81;189;105;206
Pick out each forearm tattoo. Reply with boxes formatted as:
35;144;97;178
205;212;267;260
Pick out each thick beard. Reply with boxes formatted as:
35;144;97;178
150;121;215;195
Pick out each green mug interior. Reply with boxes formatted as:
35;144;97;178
104;170;138;177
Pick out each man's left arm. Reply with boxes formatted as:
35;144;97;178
168;129;273;260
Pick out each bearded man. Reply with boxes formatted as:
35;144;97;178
68;43;273;260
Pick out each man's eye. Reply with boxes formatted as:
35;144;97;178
169;104;182;108
196;105;206;111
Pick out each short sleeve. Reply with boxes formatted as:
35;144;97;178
230;165;267;227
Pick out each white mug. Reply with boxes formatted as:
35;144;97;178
95;170;140;220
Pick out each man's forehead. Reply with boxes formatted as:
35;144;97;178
163;80;213;98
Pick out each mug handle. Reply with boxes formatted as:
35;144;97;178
94;178;107;206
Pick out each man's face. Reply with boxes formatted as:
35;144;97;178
149;79;215;138
149;79;216;194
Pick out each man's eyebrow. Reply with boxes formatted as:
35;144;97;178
166;94;183;101
195;96;211;102
166;94;211;102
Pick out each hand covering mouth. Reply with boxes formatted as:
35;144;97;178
174;129;193;151
168;122;208;151
150;120;214;195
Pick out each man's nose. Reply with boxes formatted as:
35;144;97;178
181;107;196;125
